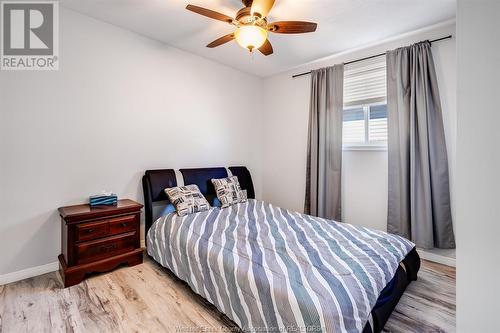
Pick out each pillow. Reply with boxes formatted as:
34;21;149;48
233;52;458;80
211;176;247;208
159;203;176;217
165;184;210;217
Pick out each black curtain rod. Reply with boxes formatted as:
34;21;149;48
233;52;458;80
291;35;452;78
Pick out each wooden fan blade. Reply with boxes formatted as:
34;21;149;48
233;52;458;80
259;39;273;56
206;33;235;48
251;0;275;18
186;4;233;24
269;21;318;34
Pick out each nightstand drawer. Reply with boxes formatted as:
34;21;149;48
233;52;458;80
76;233;137;265
108;214;137;236
76;220;109;242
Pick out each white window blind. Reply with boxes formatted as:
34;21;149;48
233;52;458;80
343;55;388;147
343;55;387;107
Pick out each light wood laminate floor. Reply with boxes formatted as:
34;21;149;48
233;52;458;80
0;255;455;333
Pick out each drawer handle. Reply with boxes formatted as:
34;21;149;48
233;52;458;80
121;222;128;227
87;229;95;233
101;244;117;251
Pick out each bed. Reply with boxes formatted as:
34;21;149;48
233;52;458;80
142;166;420;333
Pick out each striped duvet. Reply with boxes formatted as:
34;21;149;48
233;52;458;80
147;199;414;333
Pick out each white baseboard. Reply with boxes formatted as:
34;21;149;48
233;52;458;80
0;261;59;286
417;249;456;267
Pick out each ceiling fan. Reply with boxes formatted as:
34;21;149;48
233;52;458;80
186;0;318;56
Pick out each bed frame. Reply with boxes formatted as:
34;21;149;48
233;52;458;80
142;166;420;333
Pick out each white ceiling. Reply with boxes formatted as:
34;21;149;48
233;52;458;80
60;0;456;77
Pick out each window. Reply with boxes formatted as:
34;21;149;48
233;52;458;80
343;55;387;149
343;103;388;146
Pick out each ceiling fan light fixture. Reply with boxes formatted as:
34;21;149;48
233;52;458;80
234;25;268;52
186;1;317;56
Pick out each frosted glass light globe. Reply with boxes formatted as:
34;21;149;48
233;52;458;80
234;25;268;51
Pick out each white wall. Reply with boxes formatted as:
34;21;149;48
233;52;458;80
456;1;500;331
262;21;457;232
0;8;264;276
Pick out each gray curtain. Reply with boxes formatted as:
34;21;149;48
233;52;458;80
387;41;455;249
305;64;344;221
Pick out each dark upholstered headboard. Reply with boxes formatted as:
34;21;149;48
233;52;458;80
142;166;255;235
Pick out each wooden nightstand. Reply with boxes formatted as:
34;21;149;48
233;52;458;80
58;199;143;287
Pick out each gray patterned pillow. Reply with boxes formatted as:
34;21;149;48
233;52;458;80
211;176;247;208
165;184;210;217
